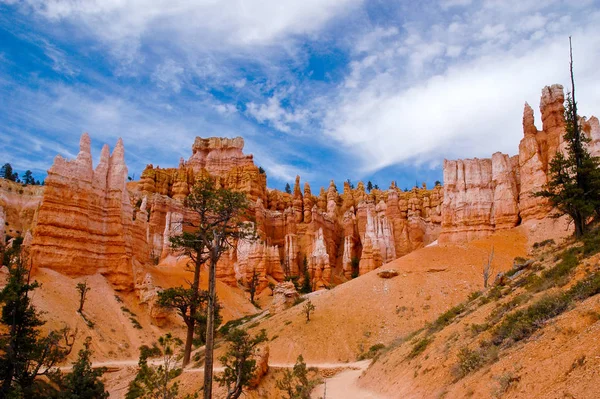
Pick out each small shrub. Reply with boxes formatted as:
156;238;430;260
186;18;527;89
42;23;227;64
487;294;532;326
470;323;490;335
130;317;143;329
121;306;137;317
467;291;482;302
581;232;600;257
535;249;579;290
480;286;504;305
456;347;485;377
568;271;600;301
428;304;466;333
218;314;256;336
407;336;432;359
358;343;385;360
532;239;555;249
491;372;520;398
491;293;570;346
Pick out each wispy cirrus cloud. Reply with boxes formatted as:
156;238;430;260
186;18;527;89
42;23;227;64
1;0;600;191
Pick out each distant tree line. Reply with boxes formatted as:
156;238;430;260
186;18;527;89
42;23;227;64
1;163;43;185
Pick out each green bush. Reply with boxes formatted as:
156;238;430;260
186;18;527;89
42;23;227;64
456;347;485;377
486;294;532;326
491;293;570;345
532;239;555;249
428;304;466;333
407;336;432;359
358;343;385;360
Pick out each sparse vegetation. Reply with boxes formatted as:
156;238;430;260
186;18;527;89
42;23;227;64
428;303;466;333
491;372;520;398
532;239;555;249
407;336;432;359
358;343;385;360
218;314;257;336
455;347;485;377
275;355;320;399
126;334;186;399
303;300;315;322
215;328;268;399
76;281;91;313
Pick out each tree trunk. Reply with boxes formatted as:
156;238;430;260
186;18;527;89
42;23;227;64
203;251;218;399
183;253;203;367
182;319;195;367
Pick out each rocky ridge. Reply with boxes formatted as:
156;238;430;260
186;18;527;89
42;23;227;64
5;83;598;295
440;84;600;243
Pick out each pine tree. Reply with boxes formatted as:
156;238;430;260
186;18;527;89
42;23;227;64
126;334;183;399
535;38;600;237
1;163;17;182
58;337;108;399
215;329;268;399
285;183;292;194
367;181;373;192
168;177;253;398
275;355;320;399
22;171;35;185
0;250;75;397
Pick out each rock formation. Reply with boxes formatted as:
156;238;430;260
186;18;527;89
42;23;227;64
0;179;44;245
29;134;145;290
130;137;444;289
269;281;300;314
440;84;600;244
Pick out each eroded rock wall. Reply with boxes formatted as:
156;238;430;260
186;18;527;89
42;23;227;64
440;84;600;244
30;134;148;290
0;179;44;245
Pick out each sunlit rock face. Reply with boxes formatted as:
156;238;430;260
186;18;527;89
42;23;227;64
131;137;444;289
17;83;596;291
440;84;600;244
30;134;146;290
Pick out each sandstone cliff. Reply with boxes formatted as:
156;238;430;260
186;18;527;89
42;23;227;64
29;134;145;290
129;138;444;290
0;179;44;246
440;84;600;244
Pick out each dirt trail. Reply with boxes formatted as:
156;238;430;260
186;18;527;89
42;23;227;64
66;359;384;398
311;360;387;399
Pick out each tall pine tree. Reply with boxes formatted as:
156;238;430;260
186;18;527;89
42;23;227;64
535;38;600;237
0;250;75;398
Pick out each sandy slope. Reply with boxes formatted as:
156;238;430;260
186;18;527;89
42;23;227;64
358;234;600;399
245;227;528;364
21;257;257;363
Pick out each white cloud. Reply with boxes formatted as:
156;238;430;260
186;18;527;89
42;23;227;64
17;0;362;53
440;0;473;9
323;7;600;173
246;95;308;133
152;59;185;92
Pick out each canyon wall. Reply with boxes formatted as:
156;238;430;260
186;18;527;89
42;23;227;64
131;137;443;290
29;134;147;290
0;179;43;246
440;84;600;244
11;83;594;291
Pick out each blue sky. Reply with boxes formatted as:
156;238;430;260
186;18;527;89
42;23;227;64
1;0;600;192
